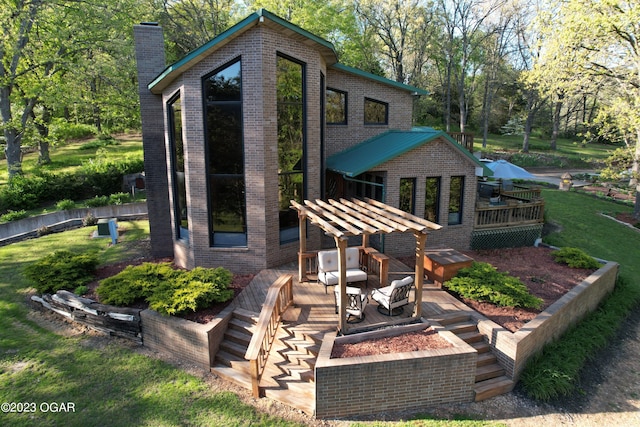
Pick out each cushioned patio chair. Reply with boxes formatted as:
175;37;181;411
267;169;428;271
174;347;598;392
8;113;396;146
317;247;367;293
334;286;368;323
371;276;413;316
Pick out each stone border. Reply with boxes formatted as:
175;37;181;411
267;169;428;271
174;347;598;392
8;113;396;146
314;321;476;419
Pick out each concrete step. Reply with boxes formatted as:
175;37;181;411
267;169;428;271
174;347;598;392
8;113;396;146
474;375;515;401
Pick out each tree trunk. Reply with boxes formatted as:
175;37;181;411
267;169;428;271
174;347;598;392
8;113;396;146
522;92;537;153
633;130;640;219
4;129;23;178
550;98;562;150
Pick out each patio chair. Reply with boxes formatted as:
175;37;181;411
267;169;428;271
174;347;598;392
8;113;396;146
371;276;413;316
334;286;368;323
317;247;368;293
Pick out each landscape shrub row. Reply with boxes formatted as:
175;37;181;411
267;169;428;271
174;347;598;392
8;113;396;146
23;250;99;294
96;262;234;316
0;156;144;214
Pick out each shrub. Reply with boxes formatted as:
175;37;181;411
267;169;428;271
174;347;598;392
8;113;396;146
109;192;132;205
56;199;76;210
446;262;543;309
74;285;88;296
82;213;98;226
50;119;97;141
24;250;99;294
0;210;28;222
85;195;110;207
552;247;601;269
96;263;234;316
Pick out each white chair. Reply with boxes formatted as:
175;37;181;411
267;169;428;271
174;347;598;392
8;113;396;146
334;286;368;323
371;276;414;316
317;247;367;293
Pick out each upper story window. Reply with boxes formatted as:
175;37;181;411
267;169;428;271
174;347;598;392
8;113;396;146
203;58;247;247
326;88;347;124
364;97;388;125
277;54;306;244
168;93;188;243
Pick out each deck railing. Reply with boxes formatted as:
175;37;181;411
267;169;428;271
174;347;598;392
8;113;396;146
500;187;542;201
474;199;545;229
245;274;294;398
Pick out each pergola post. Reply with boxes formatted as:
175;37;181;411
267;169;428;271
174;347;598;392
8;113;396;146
413;231;427;318
297;212;307;282
335;237;348;334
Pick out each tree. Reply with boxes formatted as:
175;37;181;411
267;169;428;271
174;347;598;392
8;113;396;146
538;0;640;218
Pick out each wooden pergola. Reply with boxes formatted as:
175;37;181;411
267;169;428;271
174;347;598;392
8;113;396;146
290;197;442;333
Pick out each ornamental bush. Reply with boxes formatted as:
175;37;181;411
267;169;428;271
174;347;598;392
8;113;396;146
552;247;601;269
96;263;234;316
24;250;99;294
446;261;543;309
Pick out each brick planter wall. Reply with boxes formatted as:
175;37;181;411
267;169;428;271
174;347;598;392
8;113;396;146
475;260;619;380
314;322;476;419
140;305;234;370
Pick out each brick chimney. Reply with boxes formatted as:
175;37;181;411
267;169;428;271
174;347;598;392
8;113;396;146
134;23;174;258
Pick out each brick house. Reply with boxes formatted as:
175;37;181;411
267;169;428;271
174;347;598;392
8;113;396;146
134;9;490;273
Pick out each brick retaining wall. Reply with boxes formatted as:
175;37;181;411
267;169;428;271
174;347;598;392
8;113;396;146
314;322;476;419
475;260;619;380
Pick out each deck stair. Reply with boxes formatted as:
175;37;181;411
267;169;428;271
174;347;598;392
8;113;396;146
210;308;319;415
435;313;515;401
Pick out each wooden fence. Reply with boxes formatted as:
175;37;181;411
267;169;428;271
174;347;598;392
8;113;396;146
245;274;294;398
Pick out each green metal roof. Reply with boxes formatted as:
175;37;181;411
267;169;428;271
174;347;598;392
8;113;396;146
149;9;338;93
330;63;429;95
326;127;493;177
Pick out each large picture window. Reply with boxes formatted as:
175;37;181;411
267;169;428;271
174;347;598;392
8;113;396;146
203;58;247;247
448;176;464;225
277;54;306;243
326;88;347;124
424;177;441;223
364;97;388;124
168;94;188;242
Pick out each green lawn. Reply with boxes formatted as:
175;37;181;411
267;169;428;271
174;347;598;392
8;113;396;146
0;134;143;186
474;134;623;168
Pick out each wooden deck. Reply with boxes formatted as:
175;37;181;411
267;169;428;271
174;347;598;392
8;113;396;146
233;255;474;336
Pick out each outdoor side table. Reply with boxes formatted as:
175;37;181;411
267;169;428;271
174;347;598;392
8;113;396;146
424;249;473;287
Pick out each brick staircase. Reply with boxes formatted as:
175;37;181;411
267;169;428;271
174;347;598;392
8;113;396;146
435;313;515;401
210;308;319;415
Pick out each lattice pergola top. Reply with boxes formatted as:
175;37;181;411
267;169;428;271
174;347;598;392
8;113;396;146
290;197;442;239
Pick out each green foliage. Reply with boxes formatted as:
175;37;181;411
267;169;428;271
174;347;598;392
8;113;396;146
520;276;640;400
78;138;120;150
552;247;601;269
74;285;88;296
85;195;110;207
96;263;234;316
23;250;99;294
0;209;28;222
50;119;98;141
109;192;132;205
446;262;543;309
55;199;76;210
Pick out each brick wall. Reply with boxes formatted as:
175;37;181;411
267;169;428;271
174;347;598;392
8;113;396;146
140;306;233;370
475;260;619;380
369;138;478;257
133;24;174;258
315;323;476;418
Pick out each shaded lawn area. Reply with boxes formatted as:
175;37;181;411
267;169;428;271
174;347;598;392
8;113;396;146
0;221;303;427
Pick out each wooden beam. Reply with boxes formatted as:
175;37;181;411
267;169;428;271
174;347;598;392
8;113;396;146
349;198;412;232
330;199;396;233
366;198;443;230
413;231;427;318
290;200;345;238
335;237;348;335
315;199;379;234
303;200;362;236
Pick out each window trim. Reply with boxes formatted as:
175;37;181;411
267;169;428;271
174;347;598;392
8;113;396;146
364;97;388;125
399;177;416;214
424;176;441;224
167;91;189;244
447;175;465;226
